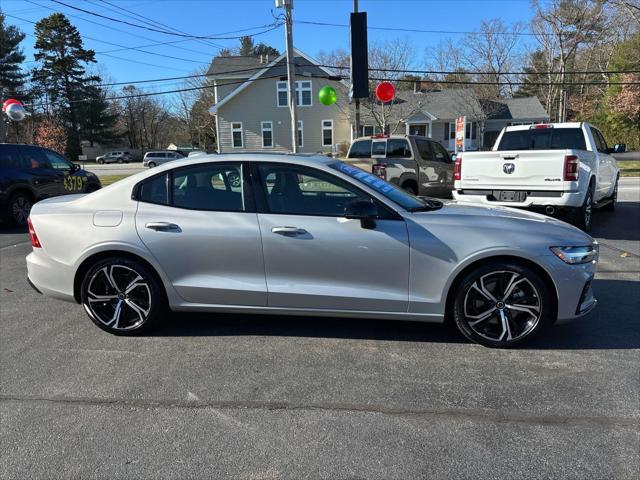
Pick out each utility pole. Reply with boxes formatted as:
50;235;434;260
353;0;361;139
278;0;298;153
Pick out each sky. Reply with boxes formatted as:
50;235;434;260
1;0;536;94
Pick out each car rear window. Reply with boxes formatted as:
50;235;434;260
0;144;24;168
497;128;587;151
139;174;168;205
386;139;411;158
348;140;372;158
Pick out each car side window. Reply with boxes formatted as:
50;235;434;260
386;139;411;158
257;164;370;217
348;140;372;158
172;163;245;212
415;139;433;161
42;149;72;170
431;142;451;163
589;127;605;153
596;130;608;153
372;141;386;156
139;174;169;205
20;146;50;169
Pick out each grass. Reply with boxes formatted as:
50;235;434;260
618;160;640;177
99;174;131;186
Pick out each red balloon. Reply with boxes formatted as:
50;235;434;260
375;82;395;102
2;99;22;112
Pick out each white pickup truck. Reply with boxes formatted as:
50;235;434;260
452;122;621;231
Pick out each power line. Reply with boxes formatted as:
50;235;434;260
49;0;283;40
92;0;225;51
323;65;640;76
297;19;550;37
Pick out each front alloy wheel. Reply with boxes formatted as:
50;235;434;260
81;258;165;334
452;263;552;347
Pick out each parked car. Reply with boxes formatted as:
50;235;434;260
143;151;184;168
26;154;598;348
347;135;455;198
187;150;207;158
0;143;101;226
96;151;131;164
453;122;621;231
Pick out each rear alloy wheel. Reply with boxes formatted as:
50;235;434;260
81;257;166;335
572;187;593;231
117;159;124;164
452;263;552;347
8;192;32;226
228;171;241;188
148;162;156;168
97;159;104;164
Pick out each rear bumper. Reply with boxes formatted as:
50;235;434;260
26;250;76;303
453;189;584;208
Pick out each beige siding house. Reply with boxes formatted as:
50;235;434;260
209;50;350;154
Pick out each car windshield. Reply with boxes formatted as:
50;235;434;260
328;161;437;211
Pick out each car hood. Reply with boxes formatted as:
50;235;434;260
407;200;594;247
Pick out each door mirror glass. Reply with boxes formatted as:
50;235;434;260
613;143;626;153
344;199;378;229
71;163;80;172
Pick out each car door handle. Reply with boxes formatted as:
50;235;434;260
145;222;181;232
271;226;308;236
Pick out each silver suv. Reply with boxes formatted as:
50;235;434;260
347;135;455;198
96;151;131;164
143;151;184;168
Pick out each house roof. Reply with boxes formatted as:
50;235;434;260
400;89;548;122
209;49;344;115
206;56;270;77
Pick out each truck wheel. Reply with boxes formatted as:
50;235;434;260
402;182;417;195
572;186;593;232
603;178;618;212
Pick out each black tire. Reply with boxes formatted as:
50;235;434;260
7;191;33;226
97;159;104;164
603;177;618;212
148;162;156;168
571;185;594;232
80;257;166;335
117;159;124;164
451;262;553;348
402;183;418;195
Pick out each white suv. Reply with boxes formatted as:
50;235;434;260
143;151;184;168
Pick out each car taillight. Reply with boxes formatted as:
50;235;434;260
27;217;42;248
564;155;579;181
454;156;462;181
372;163;387;180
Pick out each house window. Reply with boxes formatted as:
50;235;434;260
297;120;303;147
465;122;477;140
276;81;312;107
322;120;333;146
261;121;273;148
362;125;383;136
277;81;288;107
231;122;243;148
297;81;312;106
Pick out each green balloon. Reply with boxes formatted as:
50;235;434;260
318;85;337;106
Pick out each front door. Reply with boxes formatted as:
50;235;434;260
135;162;267;306
253;163;410;312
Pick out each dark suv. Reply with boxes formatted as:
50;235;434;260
0;143;102;226
347;135;454;198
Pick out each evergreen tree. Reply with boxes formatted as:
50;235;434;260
239;36;255;56
0;12;26;99
32;13;98;160
0;12;27;142
78;84;121;147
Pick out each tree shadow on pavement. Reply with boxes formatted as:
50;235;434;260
153;279;639;350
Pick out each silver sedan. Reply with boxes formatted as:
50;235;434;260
26;154;598;347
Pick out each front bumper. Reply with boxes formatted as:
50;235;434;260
453;189;584;209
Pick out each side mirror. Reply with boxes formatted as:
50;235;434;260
71;163;81;172
344;199;378;229
613;143;626;154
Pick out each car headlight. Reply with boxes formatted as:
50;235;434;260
550;245;598;264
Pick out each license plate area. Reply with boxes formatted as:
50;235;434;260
493;190;527;202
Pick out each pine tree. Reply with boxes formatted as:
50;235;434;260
78;84;121;147
0;12;27;142
32;13;99;160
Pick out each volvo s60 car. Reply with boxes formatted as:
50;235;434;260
26;154;598;347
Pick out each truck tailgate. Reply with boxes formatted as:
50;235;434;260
459;150;569;190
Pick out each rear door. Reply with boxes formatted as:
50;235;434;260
415;139;453;197
589;126;614;200
40;148;88;194
135;162;267;306
17;145;62;198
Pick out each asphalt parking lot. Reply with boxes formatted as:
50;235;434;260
1;178;638;479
